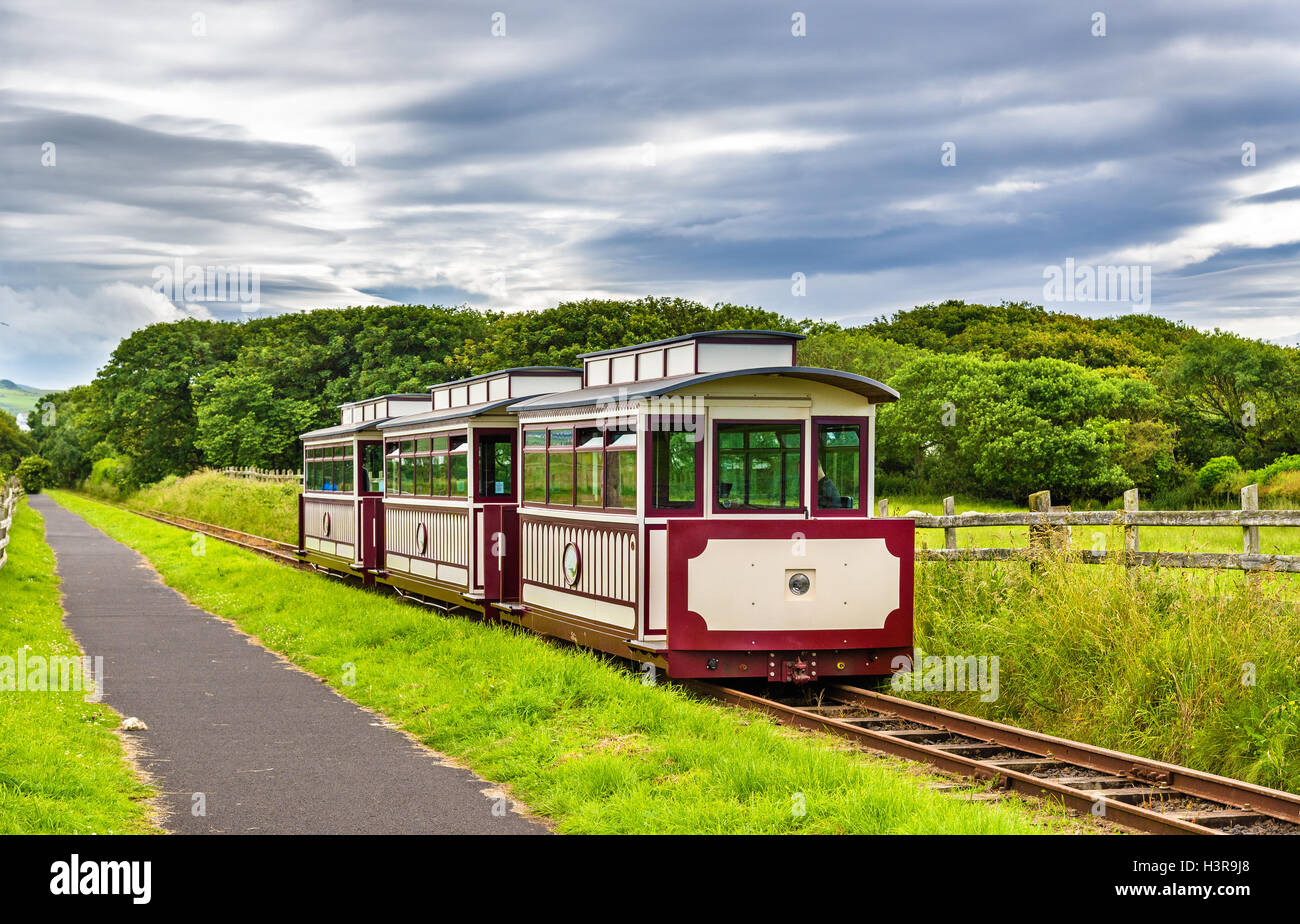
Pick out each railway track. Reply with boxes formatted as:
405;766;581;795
111;502;1300;835
684;681;1300;835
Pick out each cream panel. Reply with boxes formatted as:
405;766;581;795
469;381;489;404
488;376;508;400
586;358;610;386
438;564;468;586
637;350;665;381
434;389;450;409
611;354;636;383
511;375;583;397
451;385;469;406
666;344;695;376
686;538;899;631
696;341;794;373
387;552;410;572
648;529;668;633
523;585;636;630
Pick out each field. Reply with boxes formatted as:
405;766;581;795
0;379;45;420
49;490;1076;835
113;474;1300;794
0;499;157;833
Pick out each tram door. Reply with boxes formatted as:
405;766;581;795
356;440;385;577
475;429;519;601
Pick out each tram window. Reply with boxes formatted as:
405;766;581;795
523;429;547;503
816;424;860;510
399;440;415;495
548;433;574;505
477;434;513;498
605;443;637;509
716;423;802;510
386;444;399;494
576;428;603;507
414;453;431;495
652;430;697;509
449;435;468;496
360;443;384;493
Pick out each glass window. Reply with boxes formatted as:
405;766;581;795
450;452;468;496
477;434;513;498
523;452;546;503
399;454;415;495
817;424;860;510
653;430;697;509
361;443;384;493
401;440;414;455
414;455;431;495
386;444;399;494
549;451;574;505
577;450;604;507
607;431;637;449
716;423;802;510
432;436;449;452
576;427;603;450
342;457;353;493
430;453;448;495
606;450;637;509
548;428;574;448
524;430;546;449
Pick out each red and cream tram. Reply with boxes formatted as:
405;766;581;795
298;331;913;683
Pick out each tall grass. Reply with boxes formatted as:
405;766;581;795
125;470;300;544
909;553;1300;792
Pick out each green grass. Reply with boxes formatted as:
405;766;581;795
0;498;157;833
122;470;300;544
49;490;1075;835
907;553;1300;792
0;380;47;420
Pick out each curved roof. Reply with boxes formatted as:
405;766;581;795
577;329;804;359
508;366;898;412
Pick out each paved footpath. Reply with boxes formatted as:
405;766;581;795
29;494;545;835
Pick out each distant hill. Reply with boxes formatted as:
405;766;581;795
0;379;55;422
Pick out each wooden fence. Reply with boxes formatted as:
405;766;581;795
219;467;302;484
0;478;21;573
879;485;1300;573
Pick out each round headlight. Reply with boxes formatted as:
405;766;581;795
788;572;811;596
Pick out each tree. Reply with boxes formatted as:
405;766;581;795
0;409;36;473
16;455;53;494
193;370;317;469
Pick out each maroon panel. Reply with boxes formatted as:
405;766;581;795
482;504;521;602
359;496;383;569
297;494;305;551
665;517;913;652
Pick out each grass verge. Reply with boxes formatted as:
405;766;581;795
908;553;1300;792
121;470;299;543
49;490;1075;835
0;498;157;834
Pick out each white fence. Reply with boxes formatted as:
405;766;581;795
0;479;21;573
219;467;302;484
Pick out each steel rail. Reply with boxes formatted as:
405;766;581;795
682;681;1300;835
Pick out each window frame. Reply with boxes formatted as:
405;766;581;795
644;416;703;517
304;442;355;495
711;419;805;514
811;415;870;517
383;429;470;500
521;422;638;513
473;428;518;503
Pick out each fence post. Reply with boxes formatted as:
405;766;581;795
877;498;888;518
1242;484;1260;576
1028;490;1051;554
1123;487;1140;564
942;496;957;551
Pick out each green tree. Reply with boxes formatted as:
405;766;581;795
193;371;317;469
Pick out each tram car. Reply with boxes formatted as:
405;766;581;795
298;330;913;683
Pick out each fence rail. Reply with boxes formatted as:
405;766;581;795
0;478;22;572
879;485;1300;573
218;467;302;484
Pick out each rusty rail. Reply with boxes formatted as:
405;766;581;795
683;681;1300;835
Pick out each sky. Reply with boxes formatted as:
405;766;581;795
2;0;1300;389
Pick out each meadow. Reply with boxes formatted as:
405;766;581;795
49;490;1075;834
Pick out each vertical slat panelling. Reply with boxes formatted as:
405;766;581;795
518;515;637;605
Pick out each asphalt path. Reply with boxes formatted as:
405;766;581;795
29;494;546;835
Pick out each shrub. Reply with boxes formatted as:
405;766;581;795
1196;456;1243;496
15;455;53;494
84;456;135;499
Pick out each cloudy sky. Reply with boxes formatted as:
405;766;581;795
2;0;1300;388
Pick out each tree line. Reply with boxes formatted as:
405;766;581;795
9;297;1300;504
